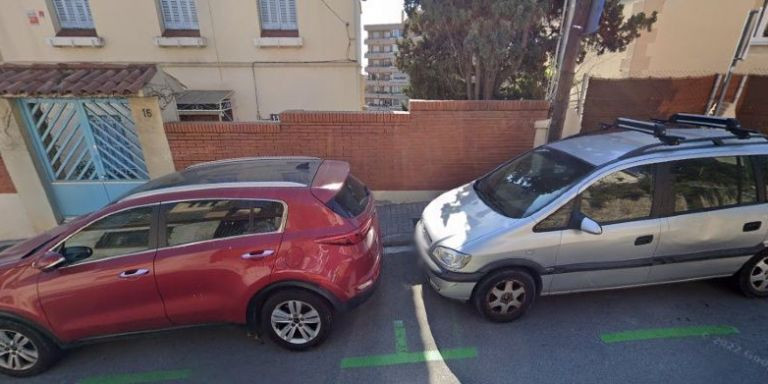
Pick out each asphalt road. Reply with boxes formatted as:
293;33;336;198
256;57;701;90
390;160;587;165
20;247;768;384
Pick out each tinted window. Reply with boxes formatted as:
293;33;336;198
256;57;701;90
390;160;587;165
580;165;654;224
474;148;594;218
64;206;154;263
328;175;370;218
534;200;575;231
671;156;756;213
163;200;284;247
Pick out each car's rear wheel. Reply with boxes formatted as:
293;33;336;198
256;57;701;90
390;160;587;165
738;253;768;298
473;269;536;322
0;320;61;377
260;289;333;350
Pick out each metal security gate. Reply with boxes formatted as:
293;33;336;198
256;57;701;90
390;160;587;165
20;98;149;217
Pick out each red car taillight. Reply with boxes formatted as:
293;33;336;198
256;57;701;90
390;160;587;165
316;218;373;246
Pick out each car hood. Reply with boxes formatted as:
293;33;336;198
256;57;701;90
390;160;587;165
421;183;514;250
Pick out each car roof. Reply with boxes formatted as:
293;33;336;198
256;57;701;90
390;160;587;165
548;127;768;166
120;157;322;201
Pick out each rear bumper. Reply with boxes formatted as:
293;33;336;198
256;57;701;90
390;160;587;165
340;228;383;311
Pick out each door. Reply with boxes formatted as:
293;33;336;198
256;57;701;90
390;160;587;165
154;199;285;325
550;164;661;292
36;205;170;341
20;98;150;217
649;156;767;283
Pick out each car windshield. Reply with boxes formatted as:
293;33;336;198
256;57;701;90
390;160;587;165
474;147;594;218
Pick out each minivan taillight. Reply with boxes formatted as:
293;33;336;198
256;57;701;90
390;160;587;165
316;218;373;246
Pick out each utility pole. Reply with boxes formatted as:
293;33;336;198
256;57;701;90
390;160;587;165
547;0;593;143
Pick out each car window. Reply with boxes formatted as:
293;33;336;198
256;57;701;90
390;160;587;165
671;156;756;213
327;175;370;218
63;206;154;263
580;165;654;224
474;147;594;218
163;200;284;247
534;200;575;231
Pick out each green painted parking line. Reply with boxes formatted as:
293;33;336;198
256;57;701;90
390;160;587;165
393;320;408;353
79;369;191;384
340;320;477;369
601;325;739;344
341;347;478;368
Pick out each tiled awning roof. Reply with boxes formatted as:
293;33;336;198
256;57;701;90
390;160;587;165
0;63;158;97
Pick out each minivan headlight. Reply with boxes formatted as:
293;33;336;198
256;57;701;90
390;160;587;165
431;246;471;271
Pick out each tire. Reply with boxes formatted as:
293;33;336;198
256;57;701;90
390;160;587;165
260;289;333;351
737;253;768;298
0;319;61;378
473;269;537;322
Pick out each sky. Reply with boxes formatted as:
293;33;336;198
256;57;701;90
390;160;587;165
360;0;406;69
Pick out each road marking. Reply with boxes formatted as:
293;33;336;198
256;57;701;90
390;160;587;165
393;320;408;353
340;320;477;369
79;369;191;384
341;348;478;368
600;325;739;344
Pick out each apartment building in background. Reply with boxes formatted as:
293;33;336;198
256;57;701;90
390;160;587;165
364;23;409;111
0;0;363;121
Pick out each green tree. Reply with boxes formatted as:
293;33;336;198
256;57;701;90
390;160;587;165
397;0;657;100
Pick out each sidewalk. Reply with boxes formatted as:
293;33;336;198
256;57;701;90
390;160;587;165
377;201;428;247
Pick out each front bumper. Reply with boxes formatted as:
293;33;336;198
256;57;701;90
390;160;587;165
414;220;478;302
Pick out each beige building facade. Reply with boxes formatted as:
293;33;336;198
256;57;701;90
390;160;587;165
563;0;768;136
0;0;364;121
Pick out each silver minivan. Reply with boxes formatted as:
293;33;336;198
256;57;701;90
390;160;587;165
417;114;768;322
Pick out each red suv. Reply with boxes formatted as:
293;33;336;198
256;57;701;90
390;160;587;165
0;157;381;377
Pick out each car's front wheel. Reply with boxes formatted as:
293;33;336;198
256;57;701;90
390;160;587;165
0;320;61;377
738;253;768;298
261;289;333;350
473;269;537;322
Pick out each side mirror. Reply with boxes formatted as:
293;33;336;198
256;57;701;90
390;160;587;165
580;216;603;235
35;251;66;272
62;246;93;263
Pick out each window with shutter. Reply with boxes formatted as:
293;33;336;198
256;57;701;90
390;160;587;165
52;0;94;30
259;0;297;31
160;0;199;30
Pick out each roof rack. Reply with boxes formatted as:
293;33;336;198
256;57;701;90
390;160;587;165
615;118;685;145
607;115;768;163
667;113;753;139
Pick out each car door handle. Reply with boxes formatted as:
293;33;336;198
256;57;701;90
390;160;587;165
743;221;762;232
119;269;150;278
635;235;654;246
241;249;275;260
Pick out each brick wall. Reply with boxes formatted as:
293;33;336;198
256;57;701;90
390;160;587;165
737;75;768;134
164;100;549;190
0;155;15;194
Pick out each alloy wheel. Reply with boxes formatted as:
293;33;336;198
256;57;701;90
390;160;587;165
486;279;526;314
749;257;768;292
270;300;322;345
0;330;38;371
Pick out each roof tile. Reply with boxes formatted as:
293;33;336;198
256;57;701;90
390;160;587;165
0;63;157;97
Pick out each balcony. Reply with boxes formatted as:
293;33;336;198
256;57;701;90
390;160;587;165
365;78;409;87
365;51;395;59
365;92;408;100
366;65;397;74
364;37;397;45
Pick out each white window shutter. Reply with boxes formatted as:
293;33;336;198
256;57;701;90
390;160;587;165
160;0;199;30
53;0;94;29
280;0;297;30
260;0;296;30
260;0;280;30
